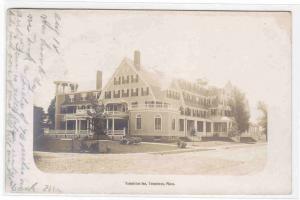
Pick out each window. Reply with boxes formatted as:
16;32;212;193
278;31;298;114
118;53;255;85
131;74;139;83
166;90;180;100
135;74;139;82
80;120;87;130
154;115;162;131
122;76;129;84
185;107;191;116
206;122;211;132
114;77;121;85
105;91;111;99
179;119;184;131
213;122;227;132
141;87;149;96
131;101;138;108
122;89;129;97
136;114;142;130
131;88;139;96
113;90;120;98
197;121;203;132
172;119;176;130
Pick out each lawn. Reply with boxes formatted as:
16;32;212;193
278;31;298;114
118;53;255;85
97;140;179;154
36;138;180;154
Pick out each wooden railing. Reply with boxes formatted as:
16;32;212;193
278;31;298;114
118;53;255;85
128;104;178;111
104;110;128;116
105;129;126;140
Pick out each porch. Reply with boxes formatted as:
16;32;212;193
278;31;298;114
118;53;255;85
184;117;232;137
104;118;128;140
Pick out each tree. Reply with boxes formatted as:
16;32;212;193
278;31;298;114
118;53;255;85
47;97;56;129
228;87;250;135
87;99;107;139
228;121;238;137
257;101;268;141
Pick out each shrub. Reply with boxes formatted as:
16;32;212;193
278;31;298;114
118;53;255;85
120;137;142;145
133;137;142;144
120;138;127;144
89;143;99;153
177;140;187;148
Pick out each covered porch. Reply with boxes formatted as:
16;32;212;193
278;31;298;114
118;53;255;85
105;117;128;139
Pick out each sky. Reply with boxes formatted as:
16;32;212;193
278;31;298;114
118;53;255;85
34;10;291;122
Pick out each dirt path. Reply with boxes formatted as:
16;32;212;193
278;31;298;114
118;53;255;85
34;143;267;175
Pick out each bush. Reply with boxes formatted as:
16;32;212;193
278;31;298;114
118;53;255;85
120;138;127;145
89;143;99;153
177;140;187;148
106;147;111;153
132;137;142;144
120;137;142;145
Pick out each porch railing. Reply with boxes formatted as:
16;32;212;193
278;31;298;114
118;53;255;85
128;104;178;111
105;129;126;140
104;110;128;116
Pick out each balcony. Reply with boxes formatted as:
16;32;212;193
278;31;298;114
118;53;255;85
104;103;129;118
129;103;178;112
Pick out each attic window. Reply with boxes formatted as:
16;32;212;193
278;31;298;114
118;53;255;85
131;75;139;83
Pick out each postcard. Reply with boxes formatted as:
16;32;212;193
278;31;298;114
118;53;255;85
5;8;292;195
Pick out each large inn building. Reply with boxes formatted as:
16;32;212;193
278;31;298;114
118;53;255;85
51;51;235;139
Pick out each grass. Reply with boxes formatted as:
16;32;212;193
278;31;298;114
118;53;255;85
97;140;179;154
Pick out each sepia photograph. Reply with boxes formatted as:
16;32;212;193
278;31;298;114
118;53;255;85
5;8;293;195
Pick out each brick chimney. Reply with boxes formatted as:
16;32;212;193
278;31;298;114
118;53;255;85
134;50;141;70
96;70;102;90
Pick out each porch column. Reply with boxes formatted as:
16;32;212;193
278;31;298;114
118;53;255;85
227;121;229;134
184;119;187;137
87;119;89;134
75;119;78;135
112;118;115;137
106;119;109;131
78;119;81;135
111;117;115;140
203;121;206;136
65;120;68;131
127;118;130;135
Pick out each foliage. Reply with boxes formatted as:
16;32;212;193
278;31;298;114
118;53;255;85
47;97;56;129
228;87;250;134
257;101;268;141
120;137;142;145
33;106;46;150
190;128;196;136
87;99;107;139
177;140;187;148
228;121;239;137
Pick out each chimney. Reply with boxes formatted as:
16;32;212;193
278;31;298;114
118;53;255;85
96;70;102;90
134;50;141;70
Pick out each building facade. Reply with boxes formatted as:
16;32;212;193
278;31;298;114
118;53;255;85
49;51;235;139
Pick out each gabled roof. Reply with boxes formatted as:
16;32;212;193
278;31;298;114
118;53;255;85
122;58;167;101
